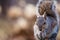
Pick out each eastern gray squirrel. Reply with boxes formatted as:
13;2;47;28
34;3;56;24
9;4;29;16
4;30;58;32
34;0;59;40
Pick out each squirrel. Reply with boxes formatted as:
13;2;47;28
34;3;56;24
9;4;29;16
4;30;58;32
34;0;59;40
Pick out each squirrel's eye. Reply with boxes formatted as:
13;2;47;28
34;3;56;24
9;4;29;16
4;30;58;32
44;22;46;25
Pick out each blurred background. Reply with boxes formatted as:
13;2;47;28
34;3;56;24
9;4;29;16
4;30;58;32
0;0;60;40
